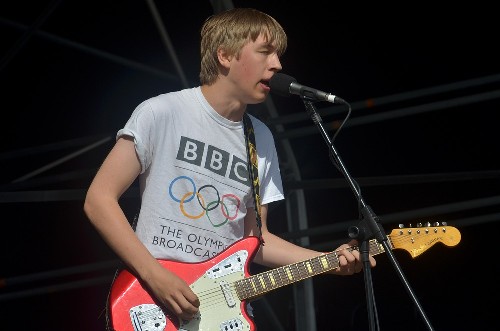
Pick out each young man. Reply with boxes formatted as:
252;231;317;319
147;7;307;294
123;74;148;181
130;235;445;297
84;7;375;326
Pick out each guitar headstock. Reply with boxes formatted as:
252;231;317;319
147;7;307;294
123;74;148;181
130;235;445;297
388;222;461;258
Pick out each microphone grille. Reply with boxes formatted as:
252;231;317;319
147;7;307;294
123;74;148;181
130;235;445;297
269;73;297;97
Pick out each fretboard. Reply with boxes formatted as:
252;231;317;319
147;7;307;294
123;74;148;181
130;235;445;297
235;238;390;300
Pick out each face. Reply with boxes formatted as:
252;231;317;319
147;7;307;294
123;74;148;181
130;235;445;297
226;34;282;104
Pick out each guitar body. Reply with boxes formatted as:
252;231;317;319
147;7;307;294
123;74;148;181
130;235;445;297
109;236;261;331
108;224;461;331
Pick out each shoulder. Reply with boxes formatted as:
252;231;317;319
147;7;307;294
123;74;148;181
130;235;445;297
248;113;274;142
133;87;199;119
146;87;198;109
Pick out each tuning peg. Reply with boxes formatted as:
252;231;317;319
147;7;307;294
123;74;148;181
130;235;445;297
433;222;440;227
425;222;431;227
442;221;447;226
398;224;404;229
417;223;422;227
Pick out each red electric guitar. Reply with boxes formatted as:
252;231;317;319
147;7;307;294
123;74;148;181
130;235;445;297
107;223;461;331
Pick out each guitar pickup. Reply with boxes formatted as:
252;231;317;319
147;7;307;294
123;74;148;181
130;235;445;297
206;250;247;279
220;318;243;331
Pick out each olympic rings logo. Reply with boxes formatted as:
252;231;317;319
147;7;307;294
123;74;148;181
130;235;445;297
168;176;241;227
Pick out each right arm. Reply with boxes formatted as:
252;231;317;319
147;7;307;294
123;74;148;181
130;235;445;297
83;136;199;320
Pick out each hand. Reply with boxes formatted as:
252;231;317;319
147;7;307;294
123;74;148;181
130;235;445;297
145;266;200;321
331;239;376;275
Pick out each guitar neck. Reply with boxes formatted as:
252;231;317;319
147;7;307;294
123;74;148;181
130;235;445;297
235;238;389;301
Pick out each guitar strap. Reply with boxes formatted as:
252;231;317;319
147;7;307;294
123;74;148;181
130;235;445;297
242;113;265;245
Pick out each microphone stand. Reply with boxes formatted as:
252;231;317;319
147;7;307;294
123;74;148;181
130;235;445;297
301;99;435;331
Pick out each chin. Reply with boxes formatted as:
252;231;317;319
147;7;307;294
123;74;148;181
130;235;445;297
248;99;266;105
249;92;268;104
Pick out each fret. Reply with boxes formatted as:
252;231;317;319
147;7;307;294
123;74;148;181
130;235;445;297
294;262;303;280
276;266;287;286
257;274;266;290
284;266;293;281
234;278;245;299
269;271;276;286
255;275;267;293
319;254;329;270
305;260;313;274
367;238;389;256
290;264;299;281
249;277;257;294
298;261;309;279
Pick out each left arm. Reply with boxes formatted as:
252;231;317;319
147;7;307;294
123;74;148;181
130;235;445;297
244;204;376;275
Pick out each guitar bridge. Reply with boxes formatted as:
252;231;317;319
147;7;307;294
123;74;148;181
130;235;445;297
129;304;167;331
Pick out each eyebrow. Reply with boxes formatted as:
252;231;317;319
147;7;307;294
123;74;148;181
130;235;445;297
257;42;277;52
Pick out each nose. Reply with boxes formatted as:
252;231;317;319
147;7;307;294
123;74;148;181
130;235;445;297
270;53;282;71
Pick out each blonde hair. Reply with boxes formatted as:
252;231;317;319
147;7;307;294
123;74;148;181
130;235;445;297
199;8;287;85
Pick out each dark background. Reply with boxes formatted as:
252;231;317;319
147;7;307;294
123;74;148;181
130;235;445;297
1;1;499;330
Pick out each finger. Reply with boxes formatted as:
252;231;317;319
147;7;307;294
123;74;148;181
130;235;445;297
185;289;200;308
337;254;346;267
176;303;199;321
164;299;183;319
339;249;356;264
177;296;199;317
166;293;199;321
349;248;361;261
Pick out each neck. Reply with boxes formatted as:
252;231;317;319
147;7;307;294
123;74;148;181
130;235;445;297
201;84;247;122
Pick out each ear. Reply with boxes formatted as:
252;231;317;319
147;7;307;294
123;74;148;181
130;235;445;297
217;47;232;69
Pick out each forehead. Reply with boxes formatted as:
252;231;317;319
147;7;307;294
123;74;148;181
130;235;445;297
249;33;276;49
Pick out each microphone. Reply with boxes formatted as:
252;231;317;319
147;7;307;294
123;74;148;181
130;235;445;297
269;73;345;104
